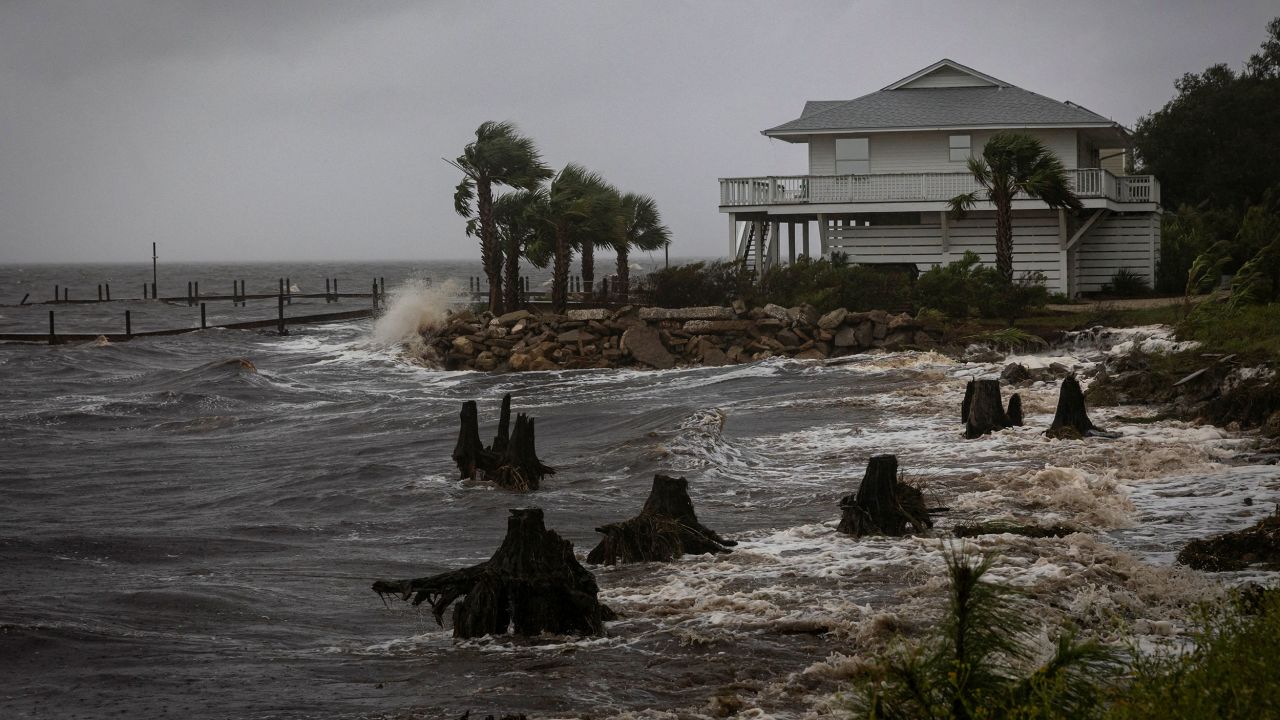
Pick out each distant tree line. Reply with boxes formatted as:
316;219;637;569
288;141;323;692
1135;18;1280;301
452;121;671;314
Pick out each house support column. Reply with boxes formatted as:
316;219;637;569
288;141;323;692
1057;209;1070;297
939;211;951;264
728;213;738;258
817;214;829;257
802;221;810;259
770;219;781;270
787;222;796;264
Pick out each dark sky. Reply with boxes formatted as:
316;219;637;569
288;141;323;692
1;0;1275;263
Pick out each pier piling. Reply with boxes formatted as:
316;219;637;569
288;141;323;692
106;284;111;301
125;310;131;337
286;277;291;304
201;303;207;329
48;310;56;345
98;284;103;302
277;295;288;336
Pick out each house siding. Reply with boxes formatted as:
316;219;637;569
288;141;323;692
822;210;1067;293
806;129;1079;175
1072;212;1160;293
898;66;996;88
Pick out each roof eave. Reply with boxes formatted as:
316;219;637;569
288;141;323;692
763;122;1123;138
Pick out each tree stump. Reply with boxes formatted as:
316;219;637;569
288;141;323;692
837;455;933;537
586;475;735;565
452;400;493;480
961;380;975;423
372;508;612;638
1046;376;1100;439
490;414;555;491
1006;393;1024;427
964;379;1012;438
449;394;554;490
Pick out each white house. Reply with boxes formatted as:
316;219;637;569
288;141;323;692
719;59;1161;296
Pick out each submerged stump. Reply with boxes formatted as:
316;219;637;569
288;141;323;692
964;379;1012;438
586;475;735;565
1006;393;1024;427
1046;376;1100;439
838;455;933;537
450;394;554;490
372;508;612;638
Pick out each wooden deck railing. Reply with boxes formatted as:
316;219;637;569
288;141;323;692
719;169;1160;206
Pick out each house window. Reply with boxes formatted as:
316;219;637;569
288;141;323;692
949;134;970;162
835;138;869;174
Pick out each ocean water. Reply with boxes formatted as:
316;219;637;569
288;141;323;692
1;263;1277;719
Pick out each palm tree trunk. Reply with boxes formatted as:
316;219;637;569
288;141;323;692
477;179;503;314
552;227;571;314
994;190;1014;282
616;246;629;301
581;242;595;298
503;237;521;311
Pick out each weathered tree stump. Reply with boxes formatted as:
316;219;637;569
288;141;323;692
490;414;555;491
452;400;493;479
837;455;933;537
586;475;735;565
1046;376;1100;439
964;379;1012;438
450;394;554;490
1006;393;1024;427
372;508;612;638
961;380;975;423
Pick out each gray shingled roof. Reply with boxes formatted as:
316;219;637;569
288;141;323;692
768;86;1116;135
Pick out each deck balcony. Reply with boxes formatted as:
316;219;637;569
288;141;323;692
718;168;1159;210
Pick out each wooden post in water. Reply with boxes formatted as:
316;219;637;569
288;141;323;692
63;288;68;302
332;279;338;302
143;283;148;299
325;278;331;303
372;280;379;311
48;310;56;345
277;294;288;335
194;281;199;301
20;293;29;305
151;242;158;300
200;303;207;329
379;277;385;298
278;278;284;298
105;284;111;301
98;284;103;302
54;284;59;303
187;281;193;306
125;310;132;337
285;277;291;304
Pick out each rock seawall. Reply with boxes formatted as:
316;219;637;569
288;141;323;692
416;303;940;372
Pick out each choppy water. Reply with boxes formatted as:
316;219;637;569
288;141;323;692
1;264;1278;719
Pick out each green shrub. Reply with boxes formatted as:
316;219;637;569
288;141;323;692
915;252;1049;323
1178;301;1280;359
1103;268;1151;298
852;548;1119;720
638;260;754;308
755;253;912;313
1105;588;1280;720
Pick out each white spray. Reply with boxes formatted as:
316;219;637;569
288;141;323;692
369;278;462;347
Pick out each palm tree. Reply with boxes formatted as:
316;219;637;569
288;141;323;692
948;132;1083;281
613;193;671;300
492;189;545;309
452;121;552;314
539;164;617;314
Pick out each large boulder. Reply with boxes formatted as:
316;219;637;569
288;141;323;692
817;308;848;330
833;326;859;348
567;308;610;321
761;303;791;321
621;325;676;369
639;306;736;321
683;319;753;333
496;309;531;326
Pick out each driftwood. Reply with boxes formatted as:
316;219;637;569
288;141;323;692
1006;393;1024;427
964;379;1012;438
586;475;735;565
837;455;933;537
372;508;612;638
1046;376;1100;439
450;394;554;490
